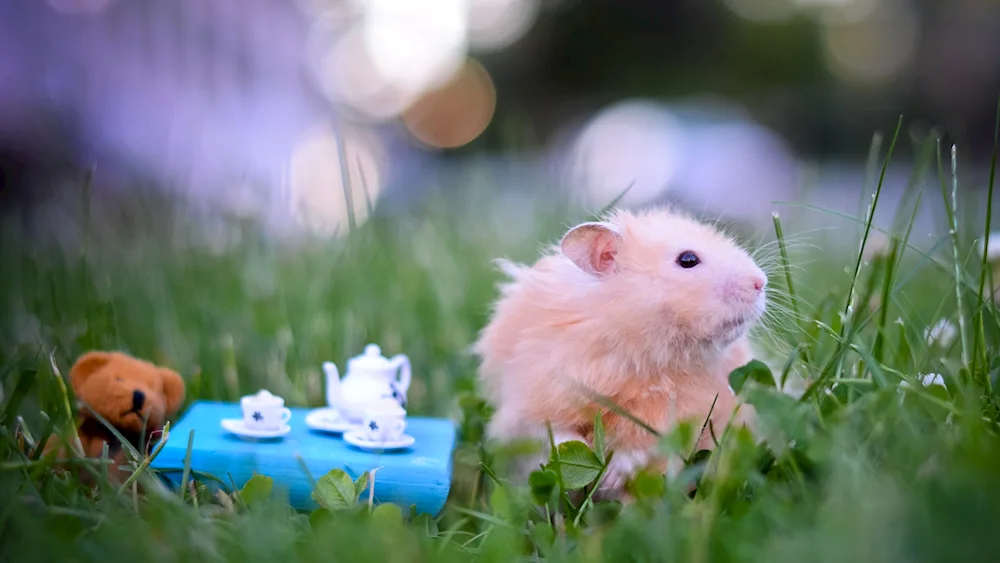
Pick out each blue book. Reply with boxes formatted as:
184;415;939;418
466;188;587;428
149;400;457;516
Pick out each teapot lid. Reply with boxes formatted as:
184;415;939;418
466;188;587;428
349;344;394;371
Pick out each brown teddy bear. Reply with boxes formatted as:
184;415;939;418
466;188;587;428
43;350;186;483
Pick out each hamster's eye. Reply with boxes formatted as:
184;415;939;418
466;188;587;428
676;251;700;269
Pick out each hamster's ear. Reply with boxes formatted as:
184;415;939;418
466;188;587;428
159;368;186;415
560;221;622;276
69;351;113;391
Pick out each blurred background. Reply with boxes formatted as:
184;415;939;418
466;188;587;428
1;0;999;239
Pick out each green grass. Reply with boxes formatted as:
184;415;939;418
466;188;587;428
2;118;1000;562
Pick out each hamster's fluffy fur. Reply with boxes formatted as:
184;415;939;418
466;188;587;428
473;206;767;499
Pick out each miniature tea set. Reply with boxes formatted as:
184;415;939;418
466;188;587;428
220;343;415;451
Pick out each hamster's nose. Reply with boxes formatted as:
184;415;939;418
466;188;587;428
132;390;146;412
751;274;767;292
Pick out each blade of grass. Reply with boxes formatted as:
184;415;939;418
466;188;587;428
333;122;357;233
859;131;885;220
47;351;86;458
571;460;610;529
973;94;999;390
29;414;55;461
179;428;195;502
544;422;570;513
448;506;529;534
575;387;660;437
3;369;37;433
791;115;900;399
101;441;110;482
843;116;902;329
872;238;901;363
773;202;980;291
779;343;805;391
0;458;115;471
772;212;810;364
75;399;143;465
295;453;318;490
691;394;720;455
855;235;951;337
117;421;171;493
357;153;376;220
14;415;36;453
873;131;934;363
585;181;635;222
802;254;888;399
948;144;971;367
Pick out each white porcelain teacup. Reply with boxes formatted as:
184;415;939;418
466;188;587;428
361;398;407;442
241;389;292;431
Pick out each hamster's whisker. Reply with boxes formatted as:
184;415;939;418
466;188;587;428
750;236;824;254
757;256;815;269
749;323;789;350
767;294;804;310
764;293;805;307
762;315;817;343
761;305;811;326
765;308;808;322
763;294;805;309
760;315;808;332
763;300;800;314
755;240;818;252
753;252;818;269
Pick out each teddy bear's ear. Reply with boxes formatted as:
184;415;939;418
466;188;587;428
69;351;113;390
159;368;186;415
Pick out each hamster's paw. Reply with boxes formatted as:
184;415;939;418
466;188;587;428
594;448;650;502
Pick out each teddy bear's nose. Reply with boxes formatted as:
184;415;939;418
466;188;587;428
132;390;146;412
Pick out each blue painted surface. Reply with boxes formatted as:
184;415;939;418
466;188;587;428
149;401;457;516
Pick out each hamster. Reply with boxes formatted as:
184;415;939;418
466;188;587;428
472;205;767;500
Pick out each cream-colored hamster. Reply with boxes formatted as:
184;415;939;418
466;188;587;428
473;205;767;499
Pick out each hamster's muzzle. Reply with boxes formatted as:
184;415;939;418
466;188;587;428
723;273;767;305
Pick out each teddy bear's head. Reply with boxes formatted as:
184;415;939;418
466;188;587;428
70;351;186;435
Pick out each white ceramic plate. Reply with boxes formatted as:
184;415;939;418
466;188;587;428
221;418;291;439
305;407;357;434
343;430;415;451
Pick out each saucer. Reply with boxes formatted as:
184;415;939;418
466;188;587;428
305;407;356;434
343;430;415;451
221;418;291;439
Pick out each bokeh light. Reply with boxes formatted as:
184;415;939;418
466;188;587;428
821;0;918;84
402;58;497;149
723;0;918;85
674;119;800;221
359;0;469;94
554;99;800;221
287;121;386;236
466;0;540;52
314;23;420;121
306;0;537;133
561;100;682;208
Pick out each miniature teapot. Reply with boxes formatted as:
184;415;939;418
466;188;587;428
322;343;411;423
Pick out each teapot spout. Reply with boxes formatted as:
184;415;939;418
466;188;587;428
322;361;341;408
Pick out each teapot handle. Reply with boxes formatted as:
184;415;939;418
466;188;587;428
391;354;411;395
